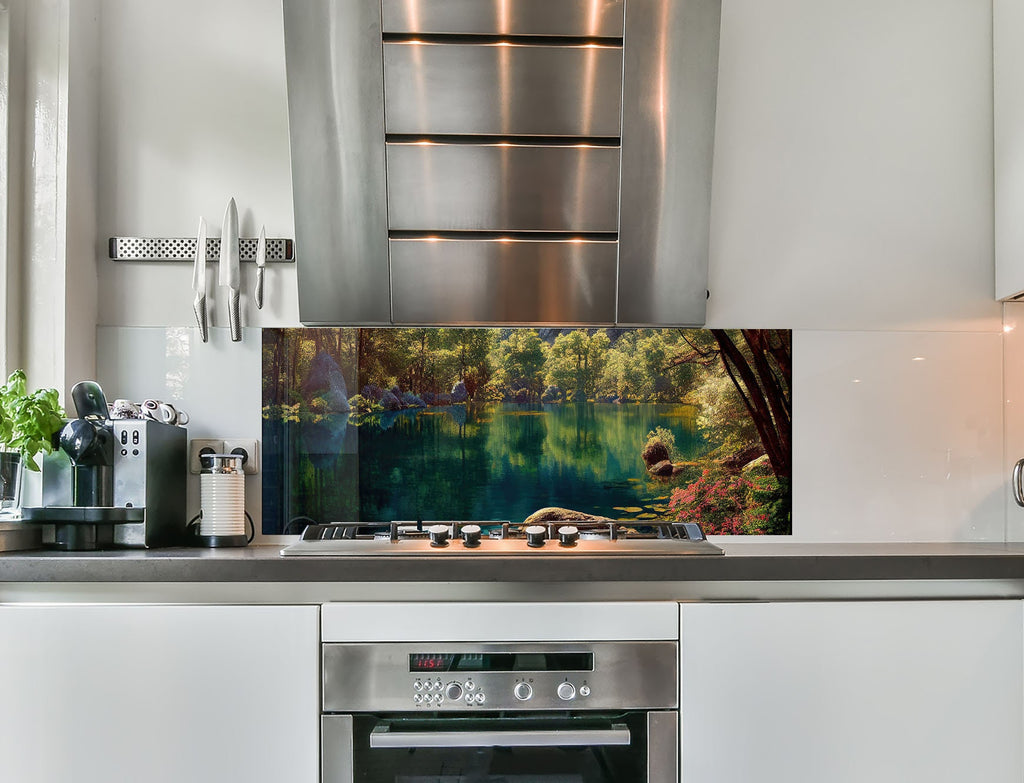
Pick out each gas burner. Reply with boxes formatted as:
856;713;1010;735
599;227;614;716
281;519;723;557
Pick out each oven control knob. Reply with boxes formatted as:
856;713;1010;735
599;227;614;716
557;525;579;547
428;524;450;547
514;682;533;701
525;525;547;547
557;682;576;701
445;682;464;701
579;685;591;697
461;524;482;548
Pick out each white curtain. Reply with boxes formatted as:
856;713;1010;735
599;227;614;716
0;0;100;401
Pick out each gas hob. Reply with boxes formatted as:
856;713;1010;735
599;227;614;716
280;520;723;557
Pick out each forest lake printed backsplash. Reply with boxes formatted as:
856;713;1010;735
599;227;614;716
262;328;792;536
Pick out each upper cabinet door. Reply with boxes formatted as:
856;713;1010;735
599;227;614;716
996;0;1024;300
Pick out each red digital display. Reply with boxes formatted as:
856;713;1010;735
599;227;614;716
409;652;593;673
410;654;454;672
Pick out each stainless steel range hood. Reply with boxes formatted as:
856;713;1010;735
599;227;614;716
283;0;721;326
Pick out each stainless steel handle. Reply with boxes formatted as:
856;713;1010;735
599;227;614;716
1013;459;1024;507
254;266;265;310
192;294;208;342
228;289;241;342
369;723;631;749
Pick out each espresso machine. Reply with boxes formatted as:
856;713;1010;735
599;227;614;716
22;381;187;550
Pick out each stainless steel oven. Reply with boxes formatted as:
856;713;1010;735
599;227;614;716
321;641;678;782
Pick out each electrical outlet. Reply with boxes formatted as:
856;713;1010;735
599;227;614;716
223;438;259;475
189;439;224;474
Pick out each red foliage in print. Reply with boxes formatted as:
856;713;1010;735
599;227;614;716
669;468;777;535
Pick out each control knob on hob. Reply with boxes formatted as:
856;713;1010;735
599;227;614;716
557;682;576;701
461;524;481;548
525;524;547;548
428;524;450;547
514;682;533;701
557;525;579;547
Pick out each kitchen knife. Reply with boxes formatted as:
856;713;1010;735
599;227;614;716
192;217;209;342
254;224;266;310
219;197;241;342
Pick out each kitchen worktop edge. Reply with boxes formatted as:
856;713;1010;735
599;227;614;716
2;542;1024;584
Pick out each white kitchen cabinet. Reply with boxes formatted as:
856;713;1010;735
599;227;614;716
996;0;1024;300
679;601;1023;783
0;604;319;783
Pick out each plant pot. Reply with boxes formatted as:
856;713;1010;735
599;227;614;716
0;451;23;517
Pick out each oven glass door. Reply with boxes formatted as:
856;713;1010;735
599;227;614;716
325;712;673;783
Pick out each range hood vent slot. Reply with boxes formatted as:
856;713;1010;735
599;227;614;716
381;33;625;46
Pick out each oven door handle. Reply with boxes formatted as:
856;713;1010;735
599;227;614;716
369;723;632;749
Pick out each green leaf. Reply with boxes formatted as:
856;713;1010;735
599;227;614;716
0;370;65;470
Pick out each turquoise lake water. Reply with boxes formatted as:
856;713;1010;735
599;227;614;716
357;402;708;523
263;402;711;532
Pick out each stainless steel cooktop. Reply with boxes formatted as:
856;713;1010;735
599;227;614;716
280;520;723;557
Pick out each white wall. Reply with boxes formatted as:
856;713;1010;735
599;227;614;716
96;0;297;328
91;0;1003;542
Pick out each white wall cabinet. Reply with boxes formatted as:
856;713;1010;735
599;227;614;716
0;604;319;783
679;601;1023;783
996;0;1024;300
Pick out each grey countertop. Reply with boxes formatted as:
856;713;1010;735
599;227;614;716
3;541;1024;584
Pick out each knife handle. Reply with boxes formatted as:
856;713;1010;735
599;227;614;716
255;267;265;310
229;289;241;342
193;294;209;343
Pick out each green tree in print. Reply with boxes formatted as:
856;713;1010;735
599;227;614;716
666;329;791;480
544;329;611;402
440;328;495;398
665;328;792;535
358;329;413;390
599;330;662;401
491;330;548;402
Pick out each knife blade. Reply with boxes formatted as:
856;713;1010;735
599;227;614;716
219;197;241;342
192;217;209;342
254;224;266;310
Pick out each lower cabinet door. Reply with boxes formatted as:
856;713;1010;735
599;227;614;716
679;600;1023;783
0;604;319;783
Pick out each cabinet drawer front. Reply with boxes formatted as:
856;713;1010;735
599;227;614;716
390;238;617;323
384;42;623;137
386;143;621;232
382;0;625;37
